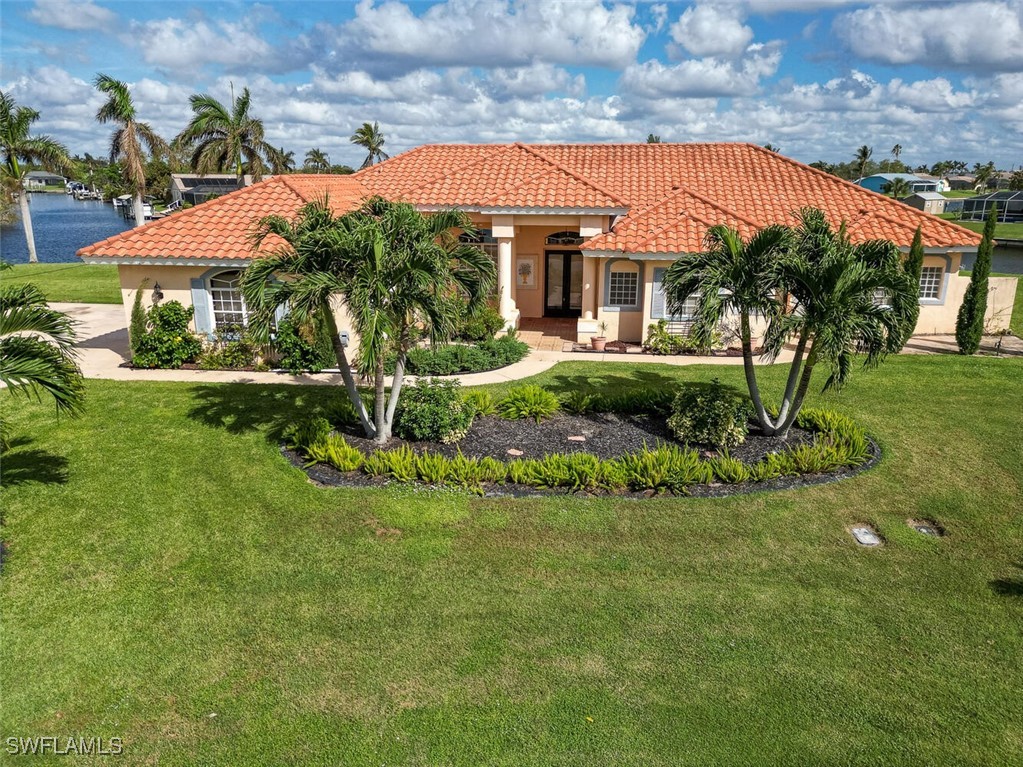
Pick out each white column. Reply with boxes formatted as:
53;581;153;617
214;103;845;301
498;237;515;319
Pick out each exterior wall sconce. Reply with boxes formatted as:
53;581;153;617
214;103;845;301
152;282;164;303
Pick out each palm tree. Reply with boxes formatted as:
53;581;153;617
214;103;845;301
763;208;916;437
1;277;85;446
0;91;72;262
891;144;902;162
94;74;168;229
855;145;873;180
663;224;791;434
271;146;295;174
763;143;780;153
973;161;996;191
242;197;495;443
175;86;276;184
882;177;911;199
303;148;330;172
350;122;389;169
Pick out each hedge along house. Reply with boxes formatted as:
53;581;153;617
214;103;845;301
78;143;1016;345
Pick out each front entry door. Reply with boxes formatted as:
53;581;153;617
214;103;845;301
544;251;583;317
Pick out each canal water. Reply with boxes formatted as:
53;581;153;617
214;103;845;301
1;193;132;264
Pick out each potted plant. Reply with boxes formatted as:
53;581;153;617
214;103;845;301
591;321;608;352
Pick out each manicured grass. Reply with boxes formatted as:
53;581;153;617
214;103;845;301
940;190;977;199
2;357;1022;766
3;263;122;304
938;214;1023;240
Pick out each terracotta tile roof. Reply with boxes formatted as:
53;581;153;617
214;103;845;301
77;175;368;261
80;143;981;262
358;142;982;253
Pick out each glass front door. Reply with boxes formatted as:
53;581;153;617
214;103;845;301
544;251;583;317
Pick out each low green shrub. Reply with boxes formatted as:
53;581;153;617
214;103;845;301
667;379;753;449
617;444;711;493
399;334;529;376
273;315;335;374
283;417;332;451
644;320;722;355
199;325;264;370
561;390;596;415
415;451;451;484
456;304;505;342
463;390;496;417
132;300;203;369
749;452;795;481
499;385;561;423
305;434;365;472
368;445;418;482
478;456;507;483
363;451;390;477
707;451;752;483
395;378;474;444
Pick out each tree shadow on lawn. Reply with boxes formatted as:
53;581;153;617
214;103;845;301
187;383;336;441
0;437;69;487
541;368;739;397
990;562;1023;598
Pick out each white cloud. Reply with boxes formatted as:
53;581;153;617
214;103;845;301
836;1;1023;71
27;0;115;31
125;17;275;77
294;0;646;76
670;4;754;58
778;71;979;114
622;42;783;98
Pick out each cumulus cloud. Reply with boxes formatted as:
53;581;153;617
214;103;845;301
125;17;276;77
836;1;1023;71
670;4;754;58
27;0;115;31
622;42;783;98
290;0;645;76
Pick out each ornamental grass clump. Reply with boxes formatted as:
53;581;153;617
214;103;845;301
283;417;331;451
706;451;752;484
667;379;753;449
462;390;496;417
498;385;561;423
618;444;711;493
304;434;365;472
415;451;451;485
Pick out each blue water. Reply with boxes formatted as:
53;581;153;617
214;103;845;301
1;193;132;264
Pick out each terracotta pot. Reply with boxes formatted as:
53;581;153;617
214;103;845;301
591;336;607;352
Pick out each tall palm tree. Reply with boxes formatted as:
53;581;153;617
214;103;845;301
243;197;495;443
175;86;276;184
94;74;168;229
0;91;72;262
350;122;389;169
882;177;911;199
855;145;873;180
272;146;295;174
303;148;330;172
763;208;916;437
891;144;902;162
663;224;791;434
1;277;85;446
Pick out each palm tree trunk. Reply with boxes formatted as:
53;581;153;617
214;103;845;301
323;308;374;436
132;191;146;228
740;313;775;432
775;327;809;428
777;344;819;439
373;358;388;444
18;189;38;263
384;353;406;435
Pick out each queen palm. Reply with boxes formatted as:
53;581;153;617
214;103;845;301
662;224;791;434
350;122;389;169
272;146;295;174
304;148;330;172
94;74;168;229
855;145;873;179
882;176;911;199
176;86;276;184
243;197;495;442
1;276;85;446
891;144;902;162
1;91;72;262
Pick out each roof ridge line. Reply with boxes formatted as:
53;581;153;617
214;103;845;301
666;180;764;231
76;175;295;258
477;165;554;207
390;144;522;200
515;143;628;208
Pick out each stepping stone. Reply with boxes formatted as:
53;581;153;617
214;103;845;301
506;448;524;456
850;525;882;547
567;435;586;442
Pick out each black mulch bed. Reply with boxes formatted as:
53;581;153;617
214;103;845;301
283;414;882;499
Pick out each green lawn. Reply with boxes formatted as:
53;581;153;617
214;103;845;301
941;190;977;199
938;214;1023;240
2;358;1022;766
3;263;122;304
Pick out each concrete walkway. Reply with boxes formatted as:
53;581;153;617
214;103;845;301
60;302;1021;389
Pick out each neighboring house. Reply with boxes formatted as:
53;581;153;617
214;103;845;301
23;170;65;188
79;142;1015;342
169;174;256;206
947;175;977;191
913;173;950;192
903;192;948;215
857;173;937;194
962;191;1023;223
987;171;1014;191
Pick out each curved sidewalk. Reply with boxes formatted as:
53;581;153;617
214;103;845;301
56;302;792;388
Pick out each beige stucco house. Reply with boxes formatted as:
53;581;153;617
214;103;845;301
78;142;1016;345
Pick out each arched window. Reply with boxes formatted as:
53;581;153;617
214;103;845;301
545;231;583;246
208;270;248;328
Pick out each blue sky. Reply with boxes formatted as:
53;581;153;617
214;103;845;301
2;0;1021;169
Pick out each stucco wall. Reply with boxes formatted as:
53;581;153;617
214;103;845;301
118;265;209;329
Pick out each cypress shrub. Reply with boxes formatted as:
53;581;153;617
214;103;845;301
129;281;148;357
902;226;923;343
956;205;996;354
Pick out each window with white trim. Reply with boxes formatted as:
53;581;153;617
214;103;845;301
209;270;248;328
609;270;639;306
459;229;498;296
871;288;891;308
919;266;943;300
